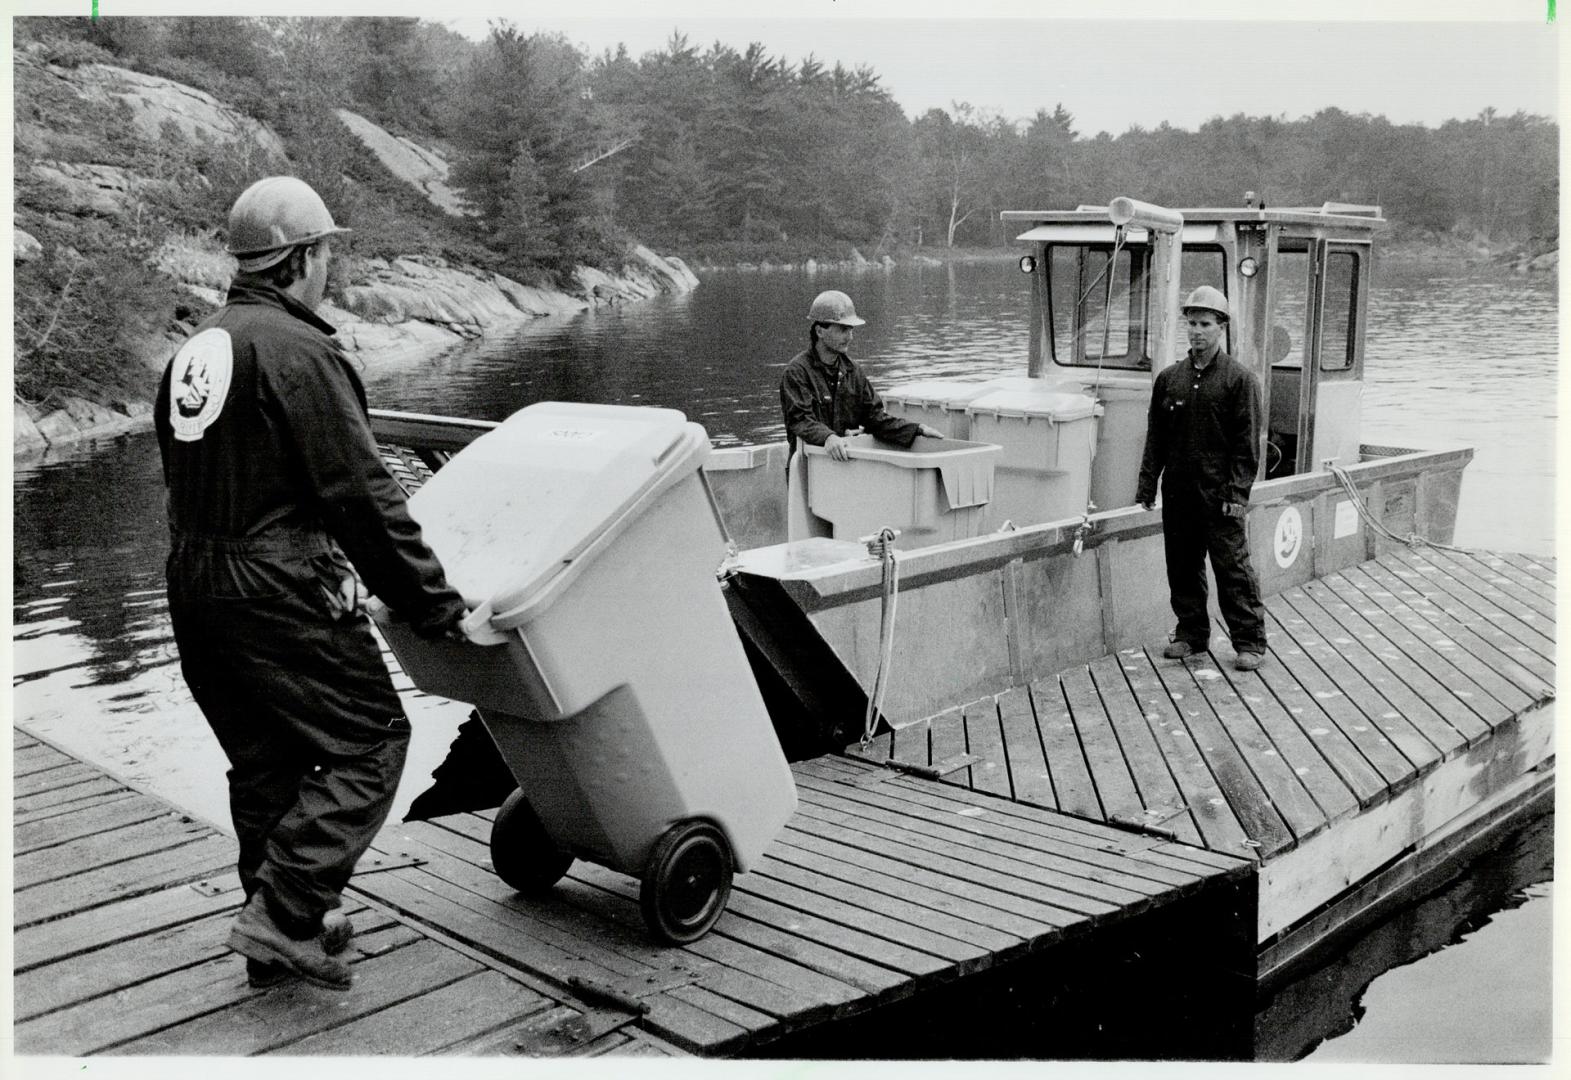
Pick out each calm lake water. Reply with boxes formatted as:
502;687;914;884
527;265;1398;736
11;257;1556;1061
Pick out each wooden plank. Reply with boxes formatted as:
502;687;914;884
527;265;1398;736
1364;558;1553;701
14;813;214;889
1258;608;1416;787
736;866;989;969
1346;562;1538;715
1028;675;1103;819
994;685;1055;806
1146;648;1296;858
1496;551;1555;587
1060;665;1145;827
282;970;555;1055
13;787;141;829
961;697;1012;797
779;811;1093;931
771;830;1053;942
1318;571;1507;735
683;915;867;1012
15;727;41;750
813;755;1251;879
14;762;109;800
1184;656;1330;845
750;851;1014;962
1212;660;1360;829
805;757;1216;891
1282;586;1470;760
1404;548;1556;660
16;908;237;1021
108;939;483;1056
13;742;76;776
14;792;173;855
14;879;237;971
1116;649;1253;855
887;714;932;767
926;705;969;786
1087;653;1204;847
1435;548;1556;625
14;833;236;927
794;768;1170;903
1272;588;1448;773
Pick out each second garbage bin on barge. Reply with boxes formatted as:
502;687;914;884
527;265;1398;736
372;402;797;944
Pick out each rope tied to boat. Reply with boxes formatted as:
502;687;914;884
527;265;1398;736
1326;460;1469;553
859;526;902;750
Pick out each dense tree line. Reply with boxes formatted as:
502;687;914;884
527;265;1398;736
12;17;1557;404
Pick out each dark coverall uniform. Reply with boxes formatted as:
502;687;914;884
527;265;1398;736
1135;347;1267;654
779;346;922;459
155;281;466;939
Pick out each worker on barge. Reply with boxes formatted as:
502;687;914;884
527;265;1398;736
780;289;944;463
156;176;469;991
1135;285;1268;672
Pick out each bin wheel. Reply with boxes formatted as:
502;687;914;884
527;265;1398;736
490;789;573;894
640;820;734;945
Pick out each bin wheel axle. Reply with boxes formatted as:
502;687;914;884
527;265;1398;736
490;789;573;894
640;820;734;945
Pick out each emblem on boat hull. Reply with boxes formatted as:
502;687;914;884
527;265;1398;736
168;328;233;442
1274;506;1303;568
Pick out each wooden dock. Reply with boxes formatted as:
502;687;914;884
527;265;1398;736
13;726;1253;1058
848;544;1555;957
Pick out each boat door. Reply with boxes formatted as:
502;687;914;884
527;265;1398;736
1265;237;1368;477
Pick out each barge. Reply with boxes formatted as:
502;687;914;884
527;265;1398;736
369;197;1552;983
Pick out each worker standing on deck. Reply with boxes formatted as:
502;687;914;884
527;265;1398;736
156;176;469;991
780;290;944;463
1135;286;1268;671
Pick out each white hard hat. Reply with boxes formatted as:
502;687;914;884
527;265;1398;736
1181;285;1230;320
807;290;865;327
227;176;351;272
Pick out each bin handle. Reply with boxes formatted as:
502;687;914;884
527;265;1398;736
461;602;509;646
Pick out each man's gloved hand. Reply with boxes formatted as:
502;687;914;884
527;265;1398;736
1221;501;1249;519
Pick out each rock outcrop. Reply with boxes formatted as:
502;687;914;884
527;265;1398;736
335;109;468;217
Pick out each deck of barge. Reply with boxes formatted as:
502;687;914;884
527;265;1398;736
848;544;1555;951
13;724;1253;1058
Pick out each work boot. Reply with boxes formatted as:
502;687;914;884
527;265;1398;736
1162;639;1203;659
1234;650;1265;672
228;893;353;992
246;909;353;988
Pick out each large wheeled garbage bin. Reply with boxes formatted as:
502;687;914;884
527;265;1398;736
372;402;797;944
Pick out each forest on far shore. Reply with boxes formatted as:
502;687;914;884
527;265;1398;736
12;16;1558;406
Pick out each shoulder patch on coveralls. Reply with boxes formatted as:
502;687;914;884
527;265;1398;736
168;328;234;442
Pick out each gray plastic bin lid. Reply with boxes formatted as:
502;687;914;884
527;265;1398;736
408;402;710;625
965;387;1101;421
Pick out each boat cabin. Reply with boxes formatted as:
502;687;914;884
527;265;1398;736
1002;197;1384;505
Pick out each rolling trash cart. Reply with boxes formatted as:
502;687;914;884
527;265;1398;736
372;402;797;944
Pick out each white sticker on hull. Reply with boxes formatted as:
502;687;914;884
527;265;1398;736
1334;499;1360;539
1274;506;1303;568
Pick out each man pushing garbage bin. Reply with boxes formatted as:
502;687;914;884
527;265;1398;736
156;176;469;991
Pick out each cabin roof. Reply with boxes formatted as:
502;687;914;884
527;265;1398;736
1000;203;1387;233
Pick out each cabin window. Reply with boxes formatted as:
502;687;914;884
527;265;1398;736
1271;245;1311;367
1172;248;1230;358
1319;250;1359;372
1046;244;1227;370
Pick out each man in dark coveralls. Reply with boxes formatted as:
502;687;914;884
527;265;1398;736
780;289;944;463
156;176;468;990
1135;285;1268;672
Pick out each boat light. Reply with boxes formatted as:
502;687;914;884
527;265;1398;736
1018;255;1037;274
1239;257;1259;278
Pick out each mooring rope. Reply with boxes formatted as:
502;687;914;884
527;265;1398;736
1327;460;1469;554
860;527;901;750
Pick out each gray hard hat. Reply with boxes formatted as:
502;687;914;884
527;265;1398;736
1181;285;1230;321
227;176;350;272
807;290;865;327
